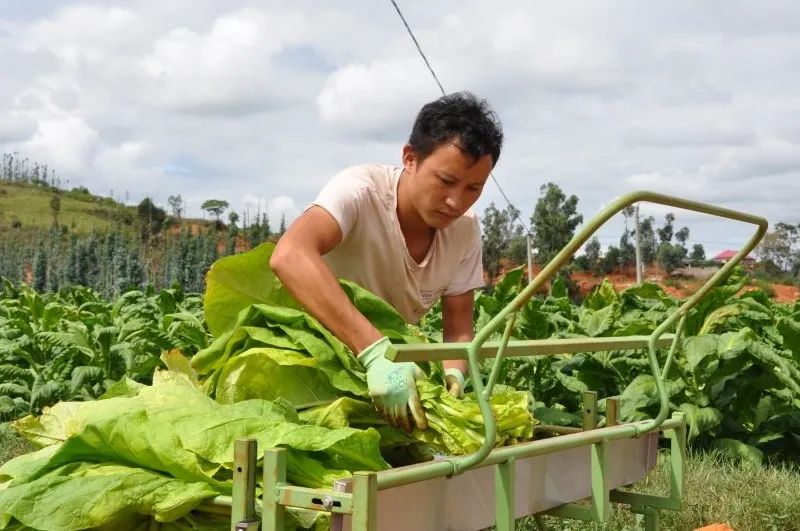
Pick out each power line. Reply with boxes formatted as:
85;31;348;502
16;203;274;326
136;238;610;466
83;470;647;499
388;0;445;97
387;0;531;235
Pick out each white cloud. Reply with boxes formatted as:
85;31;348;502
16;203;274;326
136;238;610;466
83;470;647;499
1;0;800;254
267;195;297;223
23;5;143;66
23;116;99;173
140;7;307;112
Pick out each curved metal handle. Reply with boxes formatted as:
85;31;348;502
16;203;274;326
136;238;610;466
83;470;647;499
450;190;768;475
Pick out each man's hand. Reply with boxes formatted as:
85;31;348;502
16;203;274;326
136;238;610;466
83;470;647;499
444;367;465;398
358;337;428;432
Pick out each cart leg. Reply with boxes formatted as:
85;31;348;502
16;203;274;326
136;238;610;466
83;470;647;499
633;506;660;531
495;457;516;531
262;448;286;531
668;412;686;506
232;439;258;531
352;472;377;531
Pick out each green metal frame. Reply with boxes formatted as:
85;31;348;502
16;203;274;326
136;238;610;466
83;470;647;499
202;190;766;531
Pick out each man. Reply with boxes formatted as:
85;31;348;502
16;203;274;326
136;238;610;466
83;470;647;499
270;91;503;433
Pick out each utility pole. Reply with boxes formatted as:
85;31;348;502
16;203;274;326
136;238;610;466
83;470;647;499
527;233;534;282
634;203;643;284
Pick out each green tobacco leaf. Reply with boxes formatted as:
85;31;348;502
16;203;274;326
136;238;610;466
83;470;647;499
620;282;672;304
338;280;426;344
550;275;568;299
716;328;755;359
711;438;763;465
747;341;800;397
0;462;218;530
160;349;200;387
11;401;82;448
492;267;525;307
583;279;618;310
578;303;619;337
777;317;800;357
203;242;300;338
411;380;535;455
699;303;742;335
215;348;339;408
193;305;367;398
1;372;389;492
299;397;385;430
683;335;719;375
677;403;723;442
619;375;685;421
533;407;581;426
684;267;748;336
99;377;145;399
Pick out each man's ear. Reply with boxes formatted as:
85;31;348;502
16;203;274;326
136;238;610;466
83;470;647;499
401;144;417;171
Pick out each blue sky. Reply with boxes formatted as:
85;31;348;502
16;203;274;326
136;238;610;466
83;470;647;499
1;1;800;256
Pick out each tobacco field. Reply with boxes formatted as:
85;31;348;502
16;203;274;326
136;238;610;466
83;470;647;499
0;242;798;528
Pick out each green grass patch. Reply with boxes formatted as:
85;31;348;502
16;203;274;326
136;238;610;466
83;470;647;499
0;182;132;232
0;423;32;466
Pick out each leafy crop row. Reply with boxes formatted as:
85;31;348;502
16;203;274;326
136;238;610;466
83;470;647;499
0;280;209;420
421;267;800;463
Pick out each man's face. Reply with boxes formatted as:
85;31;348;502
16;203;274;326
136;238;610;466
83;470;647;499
402;142;493;230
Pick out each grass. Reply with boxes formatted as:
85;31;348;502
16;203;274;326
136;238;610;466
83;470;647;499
0;422;32;465
0;181;131;232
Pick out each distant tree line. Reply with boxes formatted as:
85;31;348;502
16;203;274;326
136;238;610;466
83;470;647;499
480;183;708;284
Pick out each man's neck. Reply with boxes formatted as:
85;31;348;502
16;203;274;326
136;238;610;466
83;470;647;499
396;171;435;246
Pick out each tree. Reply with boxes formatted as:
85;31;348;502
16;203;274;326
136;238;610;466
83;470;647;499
279;214;286;236
675;226;690;247
584;236;602;273
201;199;229;222
601;245;621;274
137;197;167;240
481;202;525;281
638;216;658;264
227;211;239;255
756;224;798;272
690;243;706;263
167;195;183;218
619;232;636;270
657;242;686;274
50;192;61;228
32;241;47;291
530;183;583;266
656;213;675;244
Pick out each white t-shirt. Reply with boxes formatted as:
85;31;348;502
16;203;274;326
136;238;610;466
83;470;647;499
310;164;484;323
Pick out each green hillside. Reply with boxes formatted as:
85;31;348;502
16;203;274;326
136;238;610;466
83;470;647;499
0;181;134;232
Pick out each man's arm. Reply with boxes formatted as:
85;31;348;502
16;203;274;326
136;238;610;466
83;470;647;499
442;290;475;396
270;206;427;432
270;206;382;353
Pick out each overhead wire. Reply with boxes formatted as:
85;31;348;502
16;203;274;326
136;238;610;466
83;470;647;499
388;0;531;235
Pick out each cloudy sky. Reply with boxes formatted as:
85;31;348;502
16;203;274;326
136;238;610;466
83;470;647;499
1;1;798;255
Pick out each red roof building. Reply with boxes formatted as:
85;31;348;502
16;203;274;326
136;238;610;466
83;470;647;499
712;249;755;264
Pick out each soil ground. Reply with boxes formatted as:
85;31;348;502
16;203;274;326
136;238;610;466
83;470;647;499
571;265;799;303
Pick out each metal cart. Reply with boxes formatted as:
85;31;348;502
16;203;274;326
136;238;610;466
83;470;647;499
200;191;767;531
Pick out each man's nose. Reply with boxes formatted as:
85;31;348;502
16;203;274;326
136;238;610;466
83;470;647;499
445;193;462;210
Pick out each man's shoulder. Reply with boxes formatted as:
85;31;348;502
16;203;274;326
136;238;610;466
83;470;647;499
330;164;398;191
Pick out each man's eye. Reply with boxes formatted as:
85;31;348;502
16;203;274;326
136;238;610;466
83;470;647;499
439;177;455;186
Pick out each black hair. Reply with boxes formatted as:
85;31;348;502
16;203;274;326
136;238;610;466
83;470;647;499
408;91;503;168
